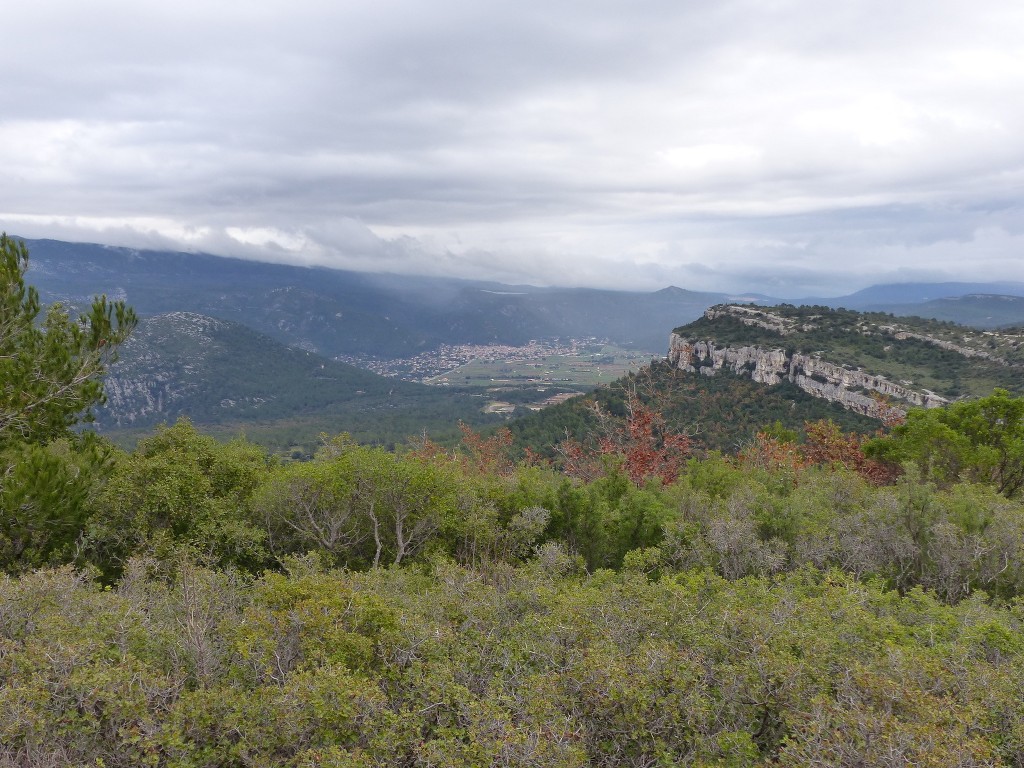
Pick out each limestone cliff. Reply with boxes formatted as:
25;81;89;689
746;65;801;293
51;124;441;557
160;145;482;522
668;333;949;418
879;326;1003;362
666;302;1024;420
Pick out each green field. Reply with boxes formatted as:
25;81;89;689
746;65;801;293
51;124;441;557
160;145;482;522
424;343;657;389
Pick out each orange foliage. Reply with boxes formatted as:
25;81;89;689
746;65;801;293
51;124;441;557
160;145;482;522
403;430;452;463
558;391;692;486
869;392;907;428
738;432;809;477
406;424;520;477
802;419;901;485
738;420;901;487
458;422;516;477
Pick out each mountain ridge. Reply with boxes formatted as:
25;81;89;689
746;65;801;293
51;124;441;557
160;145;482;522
669;304;1024;417
21;237;1024;365
93;311;504;450
21;237;732;355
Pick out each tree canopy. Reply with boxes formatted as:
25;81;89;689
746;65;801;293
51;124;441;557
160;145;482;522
0;233;136;447
867;388;1024;497
0;234;137;568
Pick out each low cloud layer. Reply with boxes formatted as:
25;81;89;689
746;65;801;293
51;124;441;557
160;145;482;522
3;0;1023;296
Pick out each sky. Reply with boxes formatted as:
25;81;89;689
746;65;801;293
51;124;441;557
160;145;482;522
2;0;1023;297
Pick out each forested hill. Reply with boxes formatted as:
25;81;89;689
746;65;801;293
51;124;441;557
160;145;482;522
669;304;1024;414
93;312;504;449
508;360;881;457
512;304;1024;457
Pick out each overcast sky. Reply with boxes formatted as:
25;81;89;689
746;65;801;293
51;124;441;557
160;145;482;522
2;1;1023;296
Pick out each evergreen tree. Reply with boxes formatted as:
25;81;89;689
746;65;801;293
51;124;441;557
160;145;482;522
0;233;136;446
0;234;136;569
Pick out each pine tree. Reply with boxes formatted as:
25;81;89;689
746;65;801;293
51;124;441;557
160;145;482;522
1;233;136;447
0;234;137;569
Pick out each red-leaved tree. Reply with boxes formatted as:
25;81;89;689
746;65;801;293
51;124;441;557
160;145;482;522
557;389;692;486
801;419;901;485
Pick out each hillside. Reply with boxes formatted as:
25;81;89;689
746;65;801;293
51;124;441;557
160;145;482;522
511;304;1024;457
94;312;504;450
508;360;880;456
670;304;1024;416
22;238;734;355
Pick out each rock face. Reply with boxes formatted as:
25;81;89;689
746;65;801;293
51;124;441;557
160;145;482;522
673;341;790;385
879;326;1002;362
668;334;949;418
101;312;230;427
703;305;816;335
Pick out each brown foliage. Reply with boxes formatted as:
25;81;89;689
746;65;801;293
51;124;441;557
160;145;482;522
869;391;907;428
739;420;901;487
558;390;692;486
458;422;516;477
403;424;519;478
802;419;901;485
738;432;809;477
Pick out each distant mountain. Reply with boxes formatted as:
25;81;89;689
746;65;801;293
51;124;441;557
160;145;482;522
21;238;732;355
802;281;1024;310
744;284;1024;330
674;284;1024;334
94;312;503;450
859;294;1024;329
21;235;1024;362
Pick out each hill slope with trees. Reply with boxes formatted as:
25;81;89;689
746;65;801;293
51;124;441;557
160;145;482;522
94;311;504;450
672;303;1024;405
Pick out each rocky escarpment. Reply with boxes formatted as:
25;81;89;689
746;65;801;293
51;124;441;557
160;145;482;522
101;312;227;426
703;305;818;335
879;326;1003;362
668;334;949;418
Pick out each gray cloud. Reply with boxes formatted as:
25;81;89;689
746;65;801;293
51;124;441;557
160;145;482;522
2;0;1024;295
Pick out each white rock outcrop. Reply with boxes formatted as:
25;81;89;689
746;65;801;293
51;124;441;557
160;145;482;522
668;333;949;418
703;305;814;335
878;326;1002;362
671;340;790;385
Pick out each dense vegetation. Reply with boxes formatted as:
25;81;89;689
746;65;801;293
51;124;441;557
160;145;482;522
510;362;879;457
8;555;1024;767
9;236;1024;765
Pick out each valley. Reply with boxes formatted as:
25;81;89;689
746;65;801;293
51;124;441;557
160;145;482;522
18;237;1024;456
10;5;1024;761
337;337;653;385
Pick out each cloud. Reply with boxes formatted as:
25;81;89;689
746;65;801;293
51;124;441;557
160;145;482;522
2;0;1024;295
